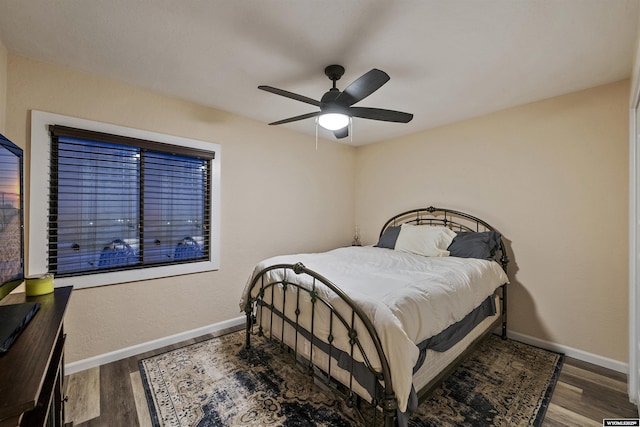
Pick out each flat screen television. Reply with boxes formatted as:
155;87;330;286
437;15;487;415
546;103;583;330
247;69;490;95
0;132;39;353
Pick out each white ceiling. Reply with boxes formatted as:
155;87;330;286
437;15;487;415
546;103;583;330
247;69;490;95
0;0;638;145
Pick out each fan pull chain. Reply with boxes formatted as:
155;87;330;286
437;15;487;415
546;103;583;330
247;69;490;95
350;117;353;143
315;118;319;150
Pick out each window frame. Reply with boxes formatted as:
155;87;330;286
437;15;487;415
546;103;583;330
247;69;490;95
29;110;221;289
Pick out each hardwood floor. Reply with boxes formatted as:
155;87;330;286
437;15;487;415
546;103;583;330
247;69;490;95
543;358;639;426
65;331;639;426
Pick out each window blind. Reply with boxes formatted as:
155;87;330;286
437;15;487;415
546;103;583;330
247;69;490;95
48;126;212;277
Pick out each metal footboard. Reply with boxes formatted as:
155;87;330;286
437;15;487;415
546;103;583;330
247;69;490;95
243;262;398;427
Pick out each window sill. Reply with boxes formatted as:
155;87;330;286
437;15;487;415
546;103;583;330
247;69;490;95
53;260;218;289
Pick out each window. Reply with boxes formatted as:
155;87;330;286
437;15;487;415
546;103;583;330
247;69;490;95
29;111;221;288
49;125;213;276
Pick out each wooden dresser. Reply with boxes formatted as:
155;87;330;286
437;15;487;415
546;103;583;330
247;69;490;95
0;286;72;427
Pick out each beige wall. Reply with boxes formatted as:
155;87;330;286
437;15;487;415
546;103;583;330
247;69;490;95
5;54;356;362
355;80;630;362
4;51;631;365
0;38;7;133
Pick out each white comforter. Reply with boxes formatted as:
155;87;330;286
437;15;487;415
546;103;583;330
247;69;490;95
239;246;508;412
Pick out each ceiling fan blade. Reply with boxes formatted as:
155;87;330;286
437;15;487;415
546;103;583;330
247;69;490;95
348;107;413;123
268;111;321;125
258;85;321;107
335;69;390;107
333;127;349;139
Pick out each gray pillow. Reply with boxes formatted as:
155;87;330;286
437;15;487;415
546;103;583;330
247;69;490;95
375;226;401;249
447;231;502;260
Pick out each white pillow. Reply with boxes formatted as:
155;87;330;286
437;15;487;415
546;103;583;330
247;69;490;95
394;224;457;257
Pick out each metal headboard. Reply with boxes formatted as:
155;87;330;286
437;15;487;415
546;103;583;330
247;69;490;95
379;206;509;271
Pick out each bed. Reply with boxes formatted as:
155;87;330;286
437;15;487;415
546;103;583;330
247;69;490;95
240;206;509;427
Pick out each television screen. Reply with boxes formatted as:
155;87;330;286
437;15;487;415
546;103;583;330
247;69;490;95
0;133;24;301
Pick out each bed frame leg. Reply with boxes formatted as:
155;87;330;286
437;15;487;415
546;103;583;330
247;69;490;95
383;411;395;427
245;311;252;348
382;394;398;427
501;284;507;340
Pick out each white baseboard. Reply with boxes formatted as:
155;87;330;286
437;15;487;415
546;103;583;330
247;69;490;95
65;319;628;377
507;330;628;374
65;316;246;375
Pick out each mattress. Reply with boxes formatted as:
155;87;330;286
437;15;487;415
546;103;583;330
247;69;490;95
412;295;501;391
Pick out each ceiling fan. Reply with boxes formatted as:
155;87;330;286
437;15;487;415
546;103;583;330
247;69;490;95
258;65;413;139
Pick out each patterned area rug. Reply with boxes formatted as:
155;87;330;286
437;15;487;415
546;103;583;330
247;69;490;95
139;330;563;427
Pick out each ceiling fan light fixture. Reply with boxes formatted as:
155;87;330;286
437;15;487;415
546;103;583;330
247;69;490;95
259;65;412;140
318;113;350;131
